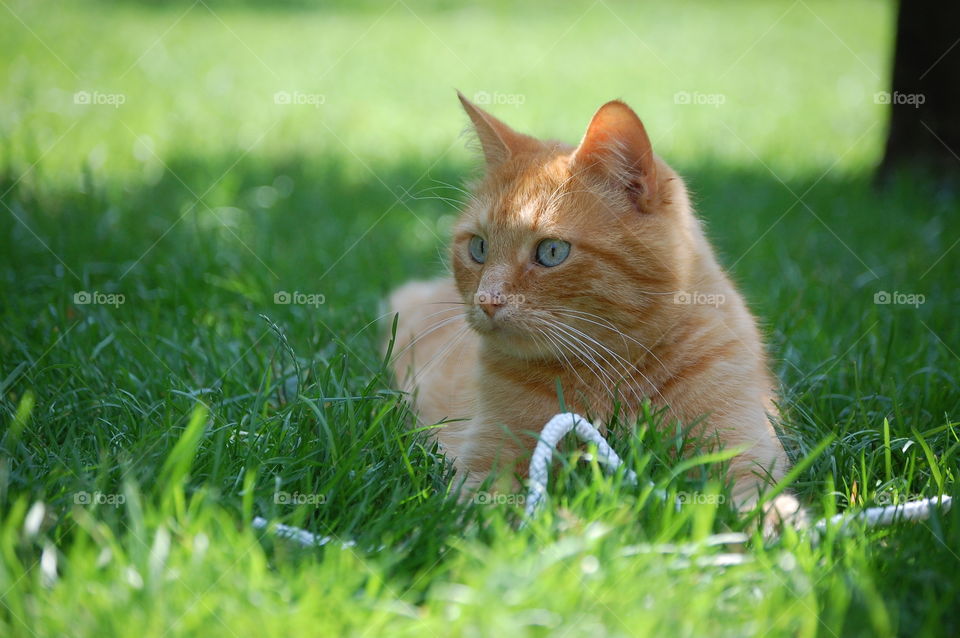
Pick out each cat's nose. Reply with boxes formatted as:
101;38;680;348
476;291;505;317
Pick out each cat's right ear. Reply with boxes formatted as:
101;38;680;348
570;100;658;209
457;91;537;168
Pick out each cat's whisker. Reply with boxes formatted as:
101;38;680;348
533;326;598;400
550;333;620;404
548;307;672;375
410;188;479;214
537;328;607;405
413;184;470;196
408;187;468;200
404;304;465;322
543;171;582;213
393;305;462;335
544;188;602;214
353;307;412;341
540;319;627;404
553;309;665;362
552;326;634;406
546;307;631;351
553;312;674;397
406;193;470;210
407;324;471;388
552;318;655;402
427;178;475;196
413;182;476;200
353;303;464;348
434;246;452;277
389;310;466;363
427;182;480;208
546;317;649;406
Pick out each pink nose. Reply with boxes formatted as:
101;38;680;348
477;291;505;317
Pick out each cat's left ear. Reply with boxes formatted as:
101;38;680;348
570;100;658;208
457;91;539;168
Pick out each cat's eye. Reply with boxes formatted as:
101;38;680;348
535;238;571;267
468;235;487;264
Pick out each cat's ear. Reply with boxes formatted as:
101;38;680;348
457;90;538;168
571;100;658;207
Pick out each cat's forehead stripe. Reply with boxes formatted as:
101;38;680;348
486;197;545;229
487;165;553;226
518;200;542;226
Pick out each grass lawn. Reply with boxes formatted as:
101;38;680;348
1;0;959;636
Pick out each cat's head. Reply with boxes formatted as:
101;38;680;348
452;93;694;359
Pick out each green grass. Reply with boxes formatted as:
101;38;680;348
1;0;959;636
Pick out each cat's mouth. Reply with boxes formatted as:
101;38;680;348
468;306;517;335
467;306;555;357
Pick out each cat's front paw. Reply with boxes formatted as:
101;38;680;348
760;493;808;539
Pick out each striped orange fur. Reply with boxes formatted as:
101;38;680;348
386;94;801;529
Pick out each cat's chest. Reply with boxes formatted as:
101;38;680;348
478;359;639;426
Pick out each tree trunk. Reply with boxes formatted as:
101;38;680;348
878;1;960;181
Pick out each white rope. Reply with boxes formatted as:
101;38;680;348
522;412;953;536
523;412;640;519
252;516;356;549
256;412;953;547
813;495;953;535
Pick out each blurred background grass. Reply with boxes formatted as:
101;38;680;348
4;0;889;180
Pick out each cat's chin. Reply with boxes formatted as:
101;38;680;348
473;325;555;360
489;337;550;360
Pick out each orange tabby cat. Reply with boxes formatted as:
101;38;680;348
387;93;800;527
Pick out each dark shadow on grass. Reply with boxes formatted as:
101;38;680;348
1;152;958;584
